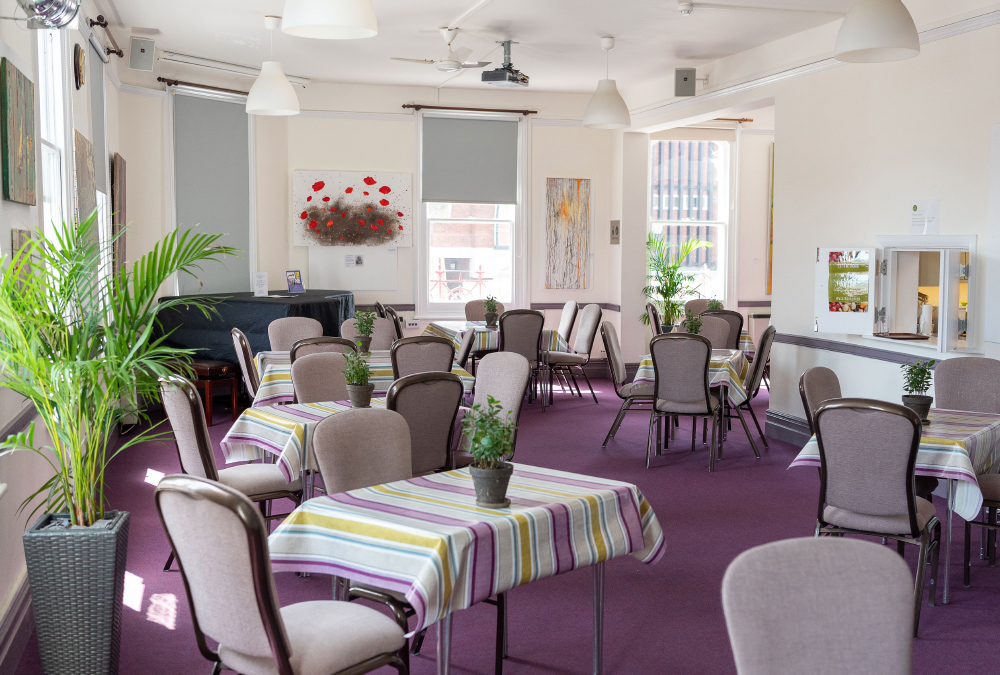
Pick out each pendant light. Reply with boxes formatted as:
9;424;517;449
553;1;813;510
247;16;300;116
281;0;378;40
834;0;919;63
583;37;631;130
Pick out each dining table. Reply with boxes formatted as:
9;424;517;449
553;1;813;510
790;407;1000;604
633;348;750;405
252;349;475;407
268;463;666;674
424;320;571;355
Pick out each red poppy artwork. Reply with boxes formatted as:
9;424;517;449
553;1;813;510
293;170;412;247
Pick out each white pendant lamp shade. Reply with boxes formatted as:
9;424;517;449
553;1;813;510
246;61;300;116
281;0;378;39
583;79;631;129
835;0;919;63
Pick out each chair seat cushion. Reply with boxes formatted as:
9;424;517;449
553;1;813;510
655;395;720;415
823;497;936;536
621;381;654;397
545;351;587;365
218;463;302;497
978;473;1000;502
218;600;405;675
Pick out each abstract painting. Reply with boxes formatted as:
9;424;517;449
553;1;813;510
765;142;774;295
0;58;35;205
292;171;412;247
11;228;34;285
111;153;126;279
545;177;591;289
74;130;97;225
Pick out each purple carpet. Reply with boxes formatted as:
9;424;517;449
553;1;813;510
16;381;1000;674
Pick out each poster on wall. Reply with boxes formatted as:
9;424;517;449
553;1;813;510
292;170;412;248
815;247;876;335
827;250;870;313
0;57;35;205
545;177;591;289
74;130;97;225
765;142;774;295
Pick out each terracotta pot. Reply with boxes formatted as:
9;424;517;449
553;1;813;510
347;383;375;408
355;336;372;354
484;312;498;328
470;462;513;508
902;394;933;425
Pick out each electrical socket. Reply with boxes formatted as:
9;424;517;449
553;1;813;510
405;320;419;329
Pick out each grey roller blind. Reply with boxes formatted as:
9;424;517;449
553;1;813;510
422;117;518;204
89;42;107;193
173;93;251;294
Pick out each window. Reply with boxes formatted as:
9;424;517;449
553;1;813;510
427;203;515;304
38;29;67;232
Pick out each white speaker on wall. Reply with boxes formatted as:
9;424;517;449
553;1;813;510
129;37;155;71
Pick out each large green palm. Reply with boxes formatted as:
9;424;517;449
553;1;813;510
0;213;237;526
641;232;711;326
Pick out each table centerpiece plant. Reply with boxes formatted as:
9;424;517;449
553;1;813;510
342;350;374;408
353;309;376;354
706;298;724;311
640;233;711;332
483;295;499;328
681;309;702;335
462;395;517;508
0;212;235;673
901;358;935;424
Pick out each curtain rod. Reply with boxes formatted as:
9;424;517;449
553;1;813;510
715;118;753;123
402;104;536;116
157;78;248;96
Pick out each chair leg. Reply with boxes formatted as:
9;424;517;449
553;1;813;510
913;530;930;638
410;628;428;655
702;418;707;443
570;371;583;397
495;592;507;675
709;414;718;472
603;401;629;447
716;409;724;460
897;540;906;556
205;381;214;427
210;661;222;675
964;519;973;587
163;550;175;572
929;522;941;606
231;380;239;422
579;367;598;404
745;402;769;449
691;417;697;452
990;509;998;567
646;412;656;469
734;404;760;459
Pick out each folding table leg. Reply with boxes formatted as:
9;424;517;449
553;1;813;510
437;614;453;675
943;479;954;604
593;562;604;675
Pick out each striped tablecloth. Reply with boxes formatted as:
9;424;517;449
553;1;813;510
424;320;571;355
789;408;1000;520
737;331;756;358
252;350;475;407
268;464;665;634
221;399;386;482
633;349;750;405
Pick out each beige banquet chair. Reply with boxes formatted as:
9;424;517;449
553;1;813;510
384;305;405;341
556;300;579;345
466;299;506;321
390;336;455;379
342;316;396;351
289;336;357;364
373;300;387;318
701;309;744;351
601;321;654;447
798;366;842;435
454;327;476;371
545;304;602;404
498;309;545;404
387;372;465;475
684;298;710;317
154;474;407;675
646;303;663;336
231;328;260;399
290;352;350;404
698;315;731;350
723;537;913;675
267;316;323;352
454;352;531;468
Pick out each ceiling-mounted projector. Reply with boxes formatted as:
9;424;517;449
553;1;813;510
482;40;528;88
17;0;79;29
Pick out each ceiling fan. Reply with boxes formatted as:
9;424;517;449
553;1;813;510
391;27;491;73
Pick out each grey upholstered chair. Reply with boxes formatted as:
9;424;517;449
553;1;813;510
698;315;731;350
556;300;579;344
384;305;405;341
545;304;602;404
701;309;744;351
154;474;407;675
601;321;653;447
498;309;545;403
814;398;941;636
290;352;350;404
935;357;1000;413
466;299;505;321
684;298;710;317
289;336;357;364
798;366;842;435
390;336;455;380
454;352;532;469
454;327;476;371
231;327;260;399
267;316;323;352
646;303;663;336
731;325;776;454
722;537;913;675
342;317;396;351
311;408;412;494
158;375;301;570
387;372;464;475
373;301;387;318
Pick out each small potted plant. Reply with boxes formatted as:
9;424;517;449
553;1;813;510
353;310;376;354
342;351;374;408
901;359;935;424
681;309;702;334
706;298;724;310
483;295;499;328
462;395;517;508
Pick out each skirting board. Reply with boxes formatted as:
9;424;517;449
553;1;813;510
765;409;811;447
0;575;32;675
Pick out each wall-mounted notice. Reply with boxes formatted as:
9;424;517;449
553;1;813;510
910;200;940;235
345;254;364;267
610;220;621;245
827;250;870;313
253;272;268;297
815;247;876;335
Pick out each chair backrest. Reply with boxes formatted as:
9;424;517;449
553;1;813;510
155;475;293;672
473;352;531;445
390;336;456;379
600;321;626;389
646;303;662;336
373;301;386;318
342;317;396;351
701;309;743;350
815;399;922;537
465;299;506;321
572;304;603;357
231;328;260;397
722;537;913;675
557;301;579;344
290;352;350;404
744;325;776;400
798;365;842;435
934;357;1000;413
387;372;464;474
289;337;357;365
159;375;219;480
384;306;404;341
649;334;713;415
311;408;412;494
498;310;544;365
455;328;476;370
267;317;322;352
685;298;710;316
699;316;731;350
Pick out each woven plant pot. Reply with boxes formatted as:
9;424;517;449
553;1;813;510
23;510;130;675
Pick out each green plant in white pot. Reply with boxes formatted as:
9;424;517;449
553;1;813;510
901;359;935;425
640;233;711;331
353;309;376;354
0;213;235;674
342;350;374;408
462;395;517;508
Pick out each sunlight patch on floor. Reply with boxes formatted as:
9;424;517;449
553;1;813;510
123;571;145;611
144;468;165;486
146;593;177;630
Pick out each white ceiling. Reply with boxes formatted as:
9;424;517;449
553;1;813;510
94;0;862;94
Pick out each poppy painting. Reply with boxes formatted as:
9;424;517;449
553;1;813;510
292;171;412;247
0;58;35;205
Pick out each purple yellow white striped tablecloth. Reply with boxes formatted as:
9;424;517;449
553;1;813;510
251;350;474;407
221;399;386;482
424;320;570;355
268;463;665;635
790;408;1000;520
633;348;750;405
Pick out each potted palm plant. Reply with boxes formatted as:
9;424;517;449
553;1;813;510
901;359;935;424
681;309;702;334
483;295;499;328
462;395;517;508
353;310;376;354
343;350;374;408
0;213;235;674
706;298;724;310
641;233;711;332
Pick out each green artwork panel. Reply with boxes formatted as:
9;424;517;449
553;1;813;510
1;58;36;205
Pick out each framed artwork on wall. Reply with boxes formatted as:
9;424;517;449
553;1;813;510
0;57;36;205
545;177;592;290
766;142;775;296
74;130;97;225
111;153;126;278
